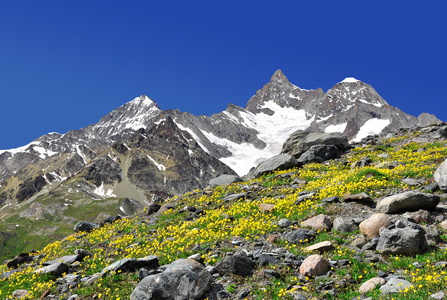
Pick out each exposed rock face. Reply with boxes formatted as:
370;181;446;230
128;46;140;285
247;154;299;179
434;159;447;191
130;258;212;300
376;191;440;214
281;131;350;159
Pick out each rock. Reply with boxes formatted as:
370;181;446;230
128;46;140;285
285;229;317;244
342;193;375;207
351;158;372;168
12;289;29;299
377;191;440;214
259;203;275;212
73;221;98;233
305;241;333;252
430;291;445;299
402;178;424;186
223;193;248;202
102;215;122;225
44;249;92;266
146;203;161;215
359;213;391;239
158;203;176;214
102;256;159;274
352;236;367;248
130;258;212;300
299;254;330;277
34;262;68;277
209;174;243;187
297;145;340;165
376;226;428;255
263;269;281;279
434;159;447;191
7;253;34;269
278;218;292;228
301;214;332;231
379;278;414;294
403;209;433;224
215;252;255;277
281;130;350;159
333;217;359;233
441;220;447;230
247;154;300;179
359;277;386;294
423;225;441;246
257;254;280;266
322;196;340;204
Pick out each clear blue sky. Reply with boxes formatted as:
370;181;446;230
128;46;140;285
1;1;446;149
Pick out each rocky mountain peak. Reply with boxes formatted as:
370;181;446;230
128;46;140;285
270;69;289;84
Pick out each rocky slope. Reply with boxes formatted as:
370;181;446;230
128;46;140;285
2;122;447;299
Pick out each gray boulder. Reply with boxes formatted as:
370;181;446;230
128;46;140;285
247;154;300;179
297;145;340;165
215;252;255;277
34;262;68;277
434;159;447;191
209;174;243;187
284;229;317;244
379;278;414;294
333;217;359;233
102;256;159;275
376;191;440;214
130;258;212;300
281;130;350;159
376;225;427;255
74;221;99;233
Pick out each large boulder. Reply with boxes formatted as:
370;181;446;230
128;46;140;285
434;159;447;191
209;174;243;187
376;191;440;214
297;145;340;165
130;258;212;300
247;154;300;179
376;221;428;255
359;213;391;239
281;131;350;159
299;254;330;277
215;252;255;277
102;256;159;274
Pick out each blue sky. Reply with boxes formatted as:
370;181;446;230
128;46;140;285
1;1;446;149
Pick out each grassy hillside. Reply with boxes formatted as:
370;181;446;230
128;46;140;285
1;128;447;299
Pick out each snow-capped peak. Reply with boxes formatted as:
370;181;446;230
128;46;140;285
340;77;360;83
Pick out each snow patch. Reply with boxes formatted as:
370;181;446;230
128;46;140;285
340;77;360;83
147;155;166;171
353;119;391;142
325;123;347;133
93;184;116;198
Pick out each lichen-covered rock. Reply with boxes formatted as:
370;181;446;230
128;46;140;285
130;258;212;300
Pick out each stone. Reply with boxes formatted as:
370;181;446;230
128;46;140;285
158;203;176;214
301;214;332;231
12;289;29;299
379;278;413;294
146;203;161;215
285;229;317;244
281;130;350;159
305;241;333;252
259;203;275;212
209;174;243;187
430;291;445;299
359;213;391;239
434;159;447;191
215;252;255;277
376;191;440;214
423;225;441;246
403;209;433;224
351;158;372;168
247;154;300;179
441;220;447;230
102;215;122;225
299;254;331;277
278;218;292;228
402;178;424;186
73;221;98;233
342;193;375;207
359;277;386;294
223;193;249;202
376;226;428;255
297;145;340;165
322;196;340;204
102;256;159;274
333;217;359;233
257;254;280;266
7;253;33;269
34;262;68;277
130;258;212;300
